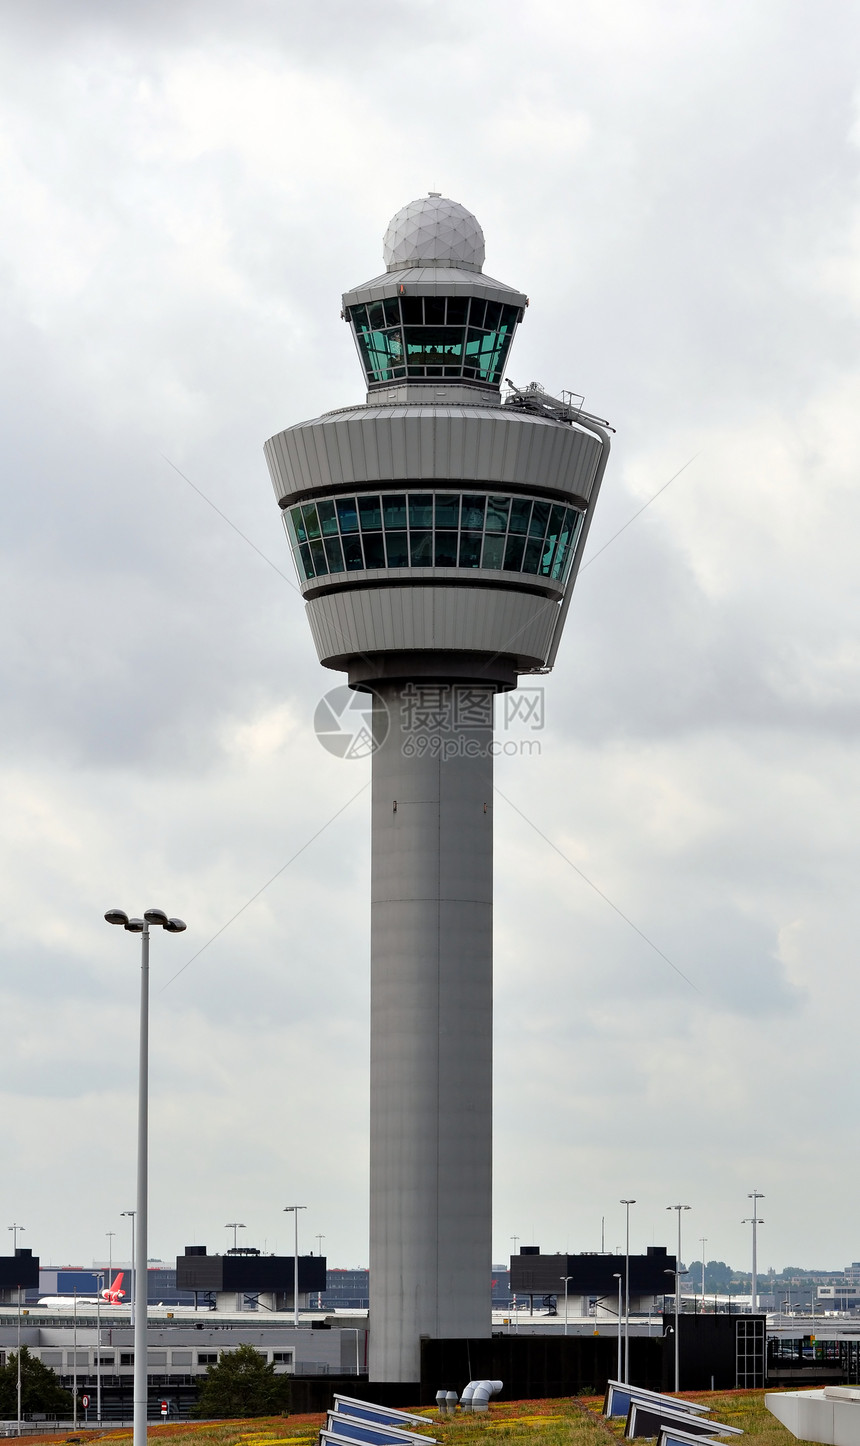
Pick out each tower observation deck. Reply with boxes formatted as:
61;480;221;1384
264;195;611;1383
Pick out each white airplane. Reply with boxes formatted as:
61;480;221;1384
38;1272;126;1308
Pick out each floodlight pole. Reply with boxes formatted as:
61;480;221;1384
16;1279;21;1436
613;1273;622;1381
73;1290;78;1429
283;1206;306;1328
104;906;186;1446
96;1273;103;1424
666;1204;690;1392
620;1200;635;1383
134;926;149;1444
699;1238;707;1311
743;1192;765;1313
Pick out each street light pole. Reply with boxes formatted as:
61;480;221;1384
560;1276;573;1336
16;1277;21;1436
666;1205;691;1392
121;1213;136;1315
743;1192;765;1313
96;1272;103;1425
620;1200;635;1384
225;1224;246;1253
105;906;186;1446
613;1273;622;1381
73;1290;78;1429
283;1206;306;1328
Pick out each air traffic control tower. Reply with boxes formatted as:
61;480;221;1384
264;195;611;1383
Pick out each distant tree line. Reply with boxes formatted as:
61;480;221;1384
685;1260;845;1295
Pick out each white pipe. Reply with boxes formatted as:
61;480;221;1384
462;1380;503;1413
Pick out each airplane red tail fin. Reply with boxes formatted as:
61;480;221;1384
106;1271;125;1301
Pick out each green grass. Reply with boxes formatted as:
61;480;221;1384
33;1388;804;1446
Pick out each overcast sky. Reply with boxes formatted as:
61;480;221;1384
1;0;859;1280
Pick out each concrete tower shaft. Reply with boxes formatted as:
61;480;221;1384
370;682;493;1379
264;195;610;1383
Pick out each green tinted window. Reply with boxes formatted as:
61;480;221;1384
435;531;458;566
522;538;543;573
509;499;532;534
363;534;385;568
317;499;338;536
336;498;359;533
530;501;550;538
302;503;321;540
359;496;382;531
459;532;483;568
410;530;432;565
435;494;459;528
485;497;509;532
323;535;344;573
350;294;520;388
343;535;364;570
461;495;486;530
288;489;581;590
383;494;407;529
409;494;433;528
385;531;409;567
481;534;505;569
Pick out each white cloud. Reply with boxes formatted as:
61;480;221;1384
0;0;859;1279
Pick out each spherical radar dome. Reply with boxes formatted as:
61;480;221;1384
383;194;486;272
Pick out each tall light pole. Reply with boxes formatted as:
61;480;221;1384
105;906;186;1446
743;1192;765;1313
283;1206;306;1328
8;1224;24;1252
666;1206;691;1393
560;1276;573;1336
225;1223;246;1252
620;1200;635;1383
106;1232;115;1289
315;1236;326;1308
16;1268;22;1435
72;1290;78;1429
121;1213;136;1315
95;1270;103;1425
699;1238;707;1311
664;1268;689;1392
613;1273;622;1381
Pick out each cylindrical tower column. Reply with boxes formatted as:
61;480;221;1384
369;674;494;1382
264;193;610;1383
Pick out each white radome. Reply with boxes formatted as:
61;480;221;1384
382;193;486;272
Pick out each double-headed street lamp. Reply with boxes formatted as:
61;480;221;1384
283;1205;307;1328
664;1267;689;1392
620;1199;636;1383
105;906;186;1446
612;1272;622;1381
743;1191;765;1314
666;1205;691;1392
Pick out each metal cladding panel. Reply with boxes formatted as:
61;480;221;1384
306;585;557;669
265;408;603;504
